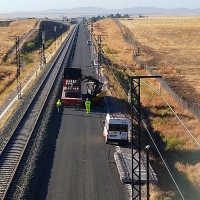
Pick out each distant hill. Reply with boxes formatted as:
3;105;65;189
2;6;200;18
29;6;200;15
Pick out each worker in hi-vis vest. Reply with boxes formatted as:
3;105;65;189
56;99;62;113
85;98;91;113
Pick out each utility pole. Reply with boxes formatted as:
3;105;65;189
40;25;45;70
145;145;150;200
60;23;63;43
97;35;102;81
90;23;93;41
54;25;57;52
128;75;161;200
15;36;21;99
90;23;93;66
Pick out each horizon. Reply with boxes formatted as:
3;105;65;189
9;5;200;11
1;6;200;14
1;0;200;13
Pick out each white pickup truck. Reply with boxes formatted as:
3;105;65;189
103;113;130;144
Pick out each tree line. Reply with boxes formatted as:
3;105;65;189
90;13;130;23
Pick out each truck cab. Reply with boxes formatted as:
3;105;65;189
103;113;130;144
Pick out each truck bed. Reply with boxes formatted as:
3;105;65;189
61;79;82;106
61;68;83;107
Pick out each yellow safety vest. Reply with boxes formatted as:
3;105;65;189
85;100;91;106
57;101;62;106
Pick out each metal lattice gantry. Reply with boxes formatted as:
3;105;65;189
128;75;161;200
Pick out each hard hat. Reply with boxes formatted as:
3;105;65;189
86;98;88;100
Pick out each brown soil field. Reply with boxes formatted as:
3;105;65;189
93;17;200;199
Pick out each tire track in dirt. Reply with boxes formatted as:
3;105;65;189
113;19;161;67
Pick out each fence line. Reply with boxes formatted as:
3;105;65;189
144;64;200;119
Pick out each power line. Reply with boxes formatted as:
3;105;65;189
103;43;200;147
101;44;187;199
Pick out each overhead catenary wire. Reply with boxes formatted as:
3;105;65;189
103;43;200;148
101;48;127;98
101;43;188;200
142;119;185;200
142;80;200;147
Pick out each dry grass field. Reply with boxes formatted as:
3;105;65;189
0;19;38;102
0;19;70;106
119;17;200;106
93;17;200;199
0;19;37;61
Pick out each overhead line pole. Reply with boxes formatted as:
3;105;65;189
145;145;151;200
60;23;63;42
54;25;57;52
97;35;102;81
91;23;93;66
128;75;162;200
15;36;21;99
40;24;46;70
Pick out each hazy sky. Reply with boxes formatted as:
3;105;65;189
1;0;200;12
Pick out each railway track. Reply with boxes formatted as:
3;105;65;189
0;24;79;199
